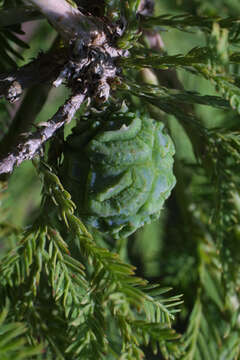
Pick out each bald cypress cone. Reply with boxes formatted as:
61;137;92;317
63;110;176;238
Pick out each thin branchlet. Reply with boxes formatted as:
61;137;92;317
0;93;86;175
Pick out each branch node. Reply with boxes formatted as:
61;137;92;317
5;81;23;103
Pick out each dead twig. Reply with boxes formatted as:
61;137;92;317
0;93;86;175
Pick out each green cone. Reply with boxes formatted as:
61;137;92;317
63;110;176;238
